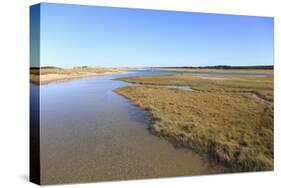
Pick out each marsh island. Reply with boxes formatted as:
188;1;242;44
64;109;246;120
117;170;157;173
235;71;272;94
114;71;273;171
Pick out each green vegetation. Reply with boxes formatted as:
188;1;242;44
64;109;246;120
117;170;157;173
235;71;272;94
114;74;273;171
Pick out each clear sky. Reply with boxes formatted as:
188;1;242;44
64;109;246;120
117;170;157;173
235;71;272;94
34;3;274;68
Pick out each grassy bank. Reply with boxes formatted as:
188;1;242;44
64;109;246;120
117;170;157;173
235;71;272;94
114;74;273;171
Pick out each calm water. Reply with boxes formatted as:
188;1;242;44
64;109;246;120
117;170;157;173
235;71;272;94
32;70;270;184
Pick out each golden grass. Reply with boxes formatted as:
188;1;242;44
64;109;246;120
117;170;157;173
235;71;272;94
114;74;273;171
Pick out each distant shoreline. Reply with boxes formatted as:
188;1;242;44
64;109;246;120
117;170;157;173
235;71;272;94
152;67;273;75
30;65;273;85
30;72;120;85
152;65;273;70
29;66;136;85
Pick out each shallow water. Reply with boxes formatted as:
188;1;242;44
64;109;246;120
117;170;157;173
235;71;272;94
33;70;268;184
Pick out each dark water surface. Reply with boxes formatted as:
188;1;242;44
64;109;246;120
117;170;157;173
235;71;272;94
33;70;270;184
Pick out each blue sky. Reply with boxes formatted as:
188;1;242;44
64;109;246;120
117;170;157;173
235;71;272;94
34;3;274;68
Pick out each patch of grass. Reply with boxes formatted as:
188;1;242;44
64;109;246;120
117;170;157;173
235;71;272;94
114;74;273;171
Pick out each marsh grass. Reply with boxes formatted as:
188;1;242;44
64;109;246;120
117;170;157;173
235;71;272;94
114;74;273;171
118;74;273;102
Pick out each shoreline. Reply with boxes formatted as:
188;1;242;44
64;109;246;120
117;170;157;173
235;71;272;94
29;66;150;85
30;71;121;85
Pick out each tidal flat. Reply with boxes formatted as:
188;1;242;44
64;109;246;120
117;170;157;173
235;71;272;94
114;74;273;171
